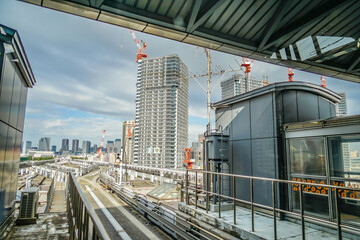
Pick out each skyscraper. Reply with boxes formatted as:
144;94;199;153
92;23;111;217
51;145;57;152
336;92;347;117
221;74;265;100
61;138;69;152
134;55;188;169
39;137;50;151
122;120;134;164
93;144;98;154
114;139;121;154
82;141;91;154
106;141;114;153
72;139;79;153
335;92;350;174
24;141;31;154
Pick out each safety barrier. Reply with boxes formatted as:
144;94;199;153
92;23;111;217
183;169;360;240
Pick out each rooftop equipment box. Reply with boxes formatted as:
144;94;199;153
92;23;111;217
206;133;229;161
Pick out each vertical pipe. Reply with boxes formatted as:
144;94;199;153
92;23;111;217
180;181;184;202
272;181;277;240
299;184;305;240
251;178;254;232
195;171;198;209
186;170;189;205
218;173;221;218
334;188;342;240
233;176;236;225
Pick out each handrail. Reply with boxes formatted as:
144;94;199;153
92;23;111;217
67;172;109;240
184;169;360;240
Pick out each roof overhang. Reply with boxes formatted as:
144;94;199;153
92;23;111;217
20;0;360;83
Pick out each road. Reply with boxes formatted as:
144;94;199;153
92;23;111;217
77;170;171;240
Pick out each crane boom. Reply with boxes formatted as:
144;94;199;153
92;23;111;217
129;30;148;62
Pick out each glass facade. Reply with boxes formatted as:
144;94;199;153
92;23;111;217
288;134;360;225
0;25;34;230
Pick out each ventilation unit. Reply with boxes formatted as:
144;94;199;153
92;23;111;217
16;187;39;225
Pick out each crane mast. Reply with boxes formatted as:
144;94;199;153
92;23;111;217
241;57;254;92
97;130;106;157
288;68;294;82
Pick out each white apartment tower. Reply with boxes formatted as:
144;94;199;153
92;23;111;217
134;55;188;169
221;74;265;100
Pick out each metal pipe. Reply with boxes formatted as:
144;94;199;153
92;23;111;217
195;171;198;209
233;176;236;225
299;183;305;240
272;181;277;240
334;188;342;240
186;170;190;205
251;178;254;232
218;173;221;218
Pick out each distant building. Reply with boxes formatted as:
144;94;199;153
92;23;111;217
82;141;91;154
28;150;55;158
23;141;31;154
114;139;121;154
122;120;135;164
190;134;204;168
72;139;79;153
107;141;114;153
336;92;347;117
93;144;98;153
221;74;265;100
51;145;56;152
61;138;69;152
335;92;350;174
39;137;50;151
134;55;189;169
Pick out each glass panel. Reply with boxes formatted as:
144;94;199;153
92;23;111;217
297;91;319;122
291;177;330;217
250;94;274;138
0;55;15;123
283;91;298;124
318;97;331;119
328;135;360;226
0;122;8;225
289;137;326;176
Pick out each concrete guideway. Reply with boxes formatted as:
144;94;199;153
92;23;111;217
85;185;132;240
78;171;168;240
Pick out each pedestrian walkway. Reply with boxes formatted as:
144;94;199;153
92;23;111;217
50;182;66;212
179;203;357;240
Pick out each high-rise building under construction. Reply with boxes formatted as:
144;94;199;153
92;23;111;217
134;55;188;169
221;73;265;100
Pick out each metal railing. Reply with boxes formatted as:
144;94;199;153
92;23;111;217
183;169;360;240
67;172;109;240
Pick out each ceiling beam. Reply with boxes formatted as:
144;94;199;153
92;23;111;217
347;51;360;72
307;40;359;63
261;0;354;51
187;0;227;33
258;0;291;51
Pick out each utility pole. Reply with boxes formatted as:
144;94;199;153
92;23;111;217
205;48;211;132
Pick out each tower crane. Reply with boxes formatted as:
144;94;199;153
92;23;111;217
97;130;106;157
321;75;326;88
129;30;147;62
241;57;254;92
184;148;193;170
288;68;294;82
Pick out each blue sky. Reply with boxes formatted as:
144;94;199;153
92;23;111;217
1;1;359;149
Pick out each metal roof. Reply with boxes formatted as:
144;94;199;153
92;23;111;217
212;81;342;109
0;24;36;87
21;0;360;83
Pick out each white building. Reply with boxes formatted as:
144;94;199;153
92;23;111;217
134;55;188;169
221;74;265;100
122;120;134;164
38;137;50;151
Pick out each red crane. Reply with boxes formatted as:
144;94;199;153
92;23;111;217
97;130;106;157
321;75;326;88
288;68;294;82
241;57;254;92
184;148;193;170
130;30;147;62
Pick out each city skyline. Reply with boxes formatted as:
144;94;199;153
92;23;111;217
1;1;359;149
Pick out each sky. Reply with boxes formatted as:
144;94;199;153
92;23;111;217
1;1;360;149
